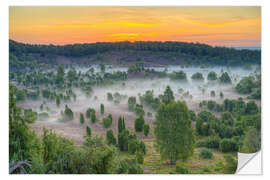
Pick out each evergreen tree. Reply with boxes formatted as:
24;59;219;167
143;124;150;136
162;86;174;104
135;115;145;132
86;126;91;137
100;104;104;115
80;113;85;124
106;129;117;146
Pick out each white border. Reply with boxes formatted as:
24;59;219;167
1;0;270;180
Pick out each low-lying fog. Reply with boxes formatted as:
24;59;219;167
19;65;260;144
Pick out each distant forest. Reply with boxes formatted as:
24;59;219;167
9;40;261;69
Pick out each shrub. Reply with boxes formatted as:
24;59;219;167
143;124;150;136
107;92;113;101
198;110;215;122
236;76;255;94
135;151;144;164
189;110;196;121
170;70;187;81
191;72;204;81
90;111;97;123
200;166;211;173
106;129;116;146
219;72;231;84
175;165;190;174
63;105;73;121
224;154;237;174
86;126;91;137
135;104;145;116
86;108;95;119
80;113;85;124
220;138;238;152
100;104;104;115
128;96;136;111
135;115;145;132
102;117;112;128
196;136;220;149
207;71;217;81
199;149;213;159
213;161;224;172
210;90;215;97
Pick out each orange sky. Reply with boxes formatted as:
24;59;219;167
9;6;261;46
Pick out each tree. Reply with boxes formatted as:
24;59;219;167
245;101;259;114
99;63;105;73
118;116;125;133
106;129;116;146
67;67;77;83
90;111;97;123
100;104;104;115
143;124;150;136
86;108;95;119
220;92;224;99
223;155;237;174
86;126;91;137
196;117;203;135
63;105;73;121
207;71;217;81
135;104;145;116
154;101;195;165
107;93;113;101
191;72;204;81
118;129;129;151
102;117;112;128
135;115;145;132
56;64;65;85
128;96;136;111
162;85;174;104
219;72;231;84
80;113;85;124
241;127;260;153
56;95;60;107
236;76;255;94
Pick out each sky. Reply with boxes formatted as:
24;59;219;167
9;6;261;47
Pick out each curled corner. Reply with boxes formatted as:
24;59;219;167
235;150;262;174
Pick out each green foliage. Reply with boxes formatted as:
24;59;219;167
196;136;220;149
139;90;160;110
245;101;259;114
223;155;237;174
56;95;60;107
220;91;224;99
135;151;144;164
236;76;255;94
90;111;97;123
135;115;145;132
86;126;91;137
170;70;187;81
107;93;113;101
175;165;190;174
198;149;213;159
189;110;196;121
106;129;117;146
240;127;260;153
221;111;234;126
198;110;216;122
219;138;238;152
207;71;217;81
143;124;150;136
210;90;215;97
128;96;136;111
118;129;130;151
100;104;104;115
117;116;125;134
80;113;85;124
219;72;231;84
102;116;112;128
162;85;174;104
154;101;195;165
191;72;204;81
62;105;74;121
86;108;95;119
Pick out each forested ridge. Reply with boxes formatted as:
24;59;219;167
9;40;260;67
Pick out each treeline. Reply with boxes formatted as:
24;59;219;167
10;40;260;66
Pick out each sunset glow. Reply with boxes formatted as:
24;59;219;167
9;6;261;46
